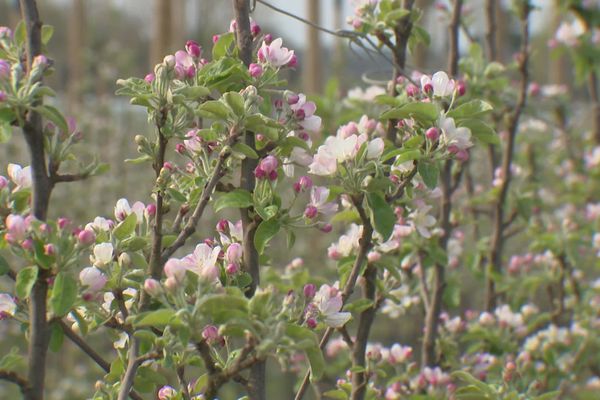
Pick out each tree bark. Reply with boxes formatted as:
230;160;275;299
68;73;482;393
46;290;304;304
304;0;322;94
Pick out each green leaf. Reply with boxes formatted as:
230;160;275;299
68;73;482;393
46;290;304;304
0;347;24;370
254;219;281;254
418;161;439;189
16;266;38;299
133;309;179;328
41;25;54;45
447;100;493;120
323;390;349;400
113;213;137;240
50;272;77;317
384;9;410;25
176;86;211;99
212;32;235;60
451;371;495;397
232;142;259;159
14;21;26;47
223;91;245;116
366;192;395;241
49;321;64;352
286;324;325;380
0;254;9;276
35;105;69;134
459;119;499;145
380;102;439;123
532;392;561;400
383;148;421;164
0;121;12;143
213;189;253;212
0;107;16;123
197;100;232;120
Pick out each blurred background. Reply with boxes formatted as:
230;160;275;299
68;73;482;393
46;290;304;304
0;0;583;398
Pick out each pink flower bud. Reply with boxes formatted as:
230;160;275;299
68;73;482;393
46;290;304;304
406;84;419;97
144;73;155;83
144;278;162;297
320;223;333;233
163;161;174;171
294;109;306;120
226;263;239;275
423;83;433;94
158;385;176;400
0;91;6;102
367;251;381;262
263;33;273;44
426;127;439;141
251;21;261;37
298;131;310;141
304;205;318;219
145;203;157;218
287;93;300;105
164;277;178;292
163;55;176;68
455;149;469;161
202;325;219;341
57;217;70;229
457;81;466;96
21;238;33;250
44;244;56;256
303;283;316;298
256;133;265;141
6;214;27;241
0;27;12;39
0;176;8;189
287;54;298;68
32;55;49;69
78;229;96;246
268;170;278;181
259;155;278;174
249;63;263;78
216;219;229;233
185;40;202;58
306;318;317;329
294;176;313;193
226;243;243;264
254;166;266;179
79;267;107;293
212;34;220;44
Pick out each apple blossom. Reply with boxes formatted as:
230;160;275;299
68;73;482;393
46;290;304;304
225;242;243;265
555;18;585;46
93;242;114;267
79;267;108;294
143;278;162;297
185;40;201;58
306;186;338;218
439;115;472;153
249;63;263;78
183;243;221;281
408;204;436;238
289;94;322;132
312;284;351;328
7;163;32;189
5;214;27;242
257;38;295;68
158;385;176;400
0;293;16;319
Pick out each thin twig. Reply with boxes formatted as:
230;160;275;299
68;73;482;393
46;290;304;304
0;369;29;394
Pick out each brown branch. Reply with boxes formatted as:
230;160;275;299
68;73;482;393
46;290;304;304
233;3;265;399
161;132;238;263
49;172;88;184
350;264;378;400
0;369;29;394
589;70;600;145
58;320;111;372
485;0;498;61
177;366;192;400
295;196;374;400
486;3;530;311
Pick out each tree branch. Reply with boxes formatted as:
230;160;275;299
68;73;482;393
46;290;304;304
295;196;374;400
0;369;29;394
486;3;530;311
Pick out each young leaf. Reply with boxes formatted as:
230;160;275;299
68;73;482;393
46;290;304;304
113;213;137;240
447;100;493;120
254;219;281;254
16;266;38;299
213;189;253;212
41;25;54;45
50;272;77;317
459;119;499;145
133;309;178;328
418;161;439;189
366;192;395;241
35;105;69;134
380;102;439;123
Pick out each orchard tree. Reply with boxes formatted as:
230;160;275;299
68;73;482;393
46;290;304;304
0;1;599;400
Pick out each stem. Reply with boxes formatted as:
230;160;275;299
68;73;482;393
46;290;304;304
19;2;53;399
486;3;530;311
0;370;29;394
233;2;264;399
421;0;461;369
350;264;378;400
484;0;497;62
295;197;374;400
118;119;168;400
589;70;600;145
384;0;415;142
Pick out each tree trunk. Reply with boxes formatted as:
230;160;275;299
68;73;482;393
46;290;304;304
304;0;321;94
